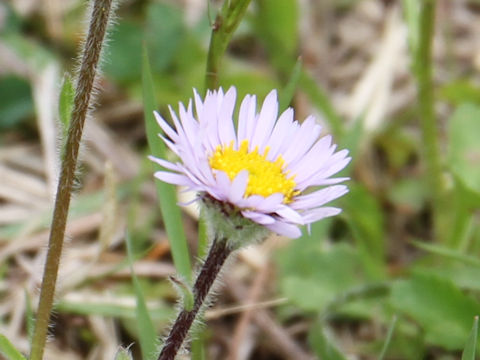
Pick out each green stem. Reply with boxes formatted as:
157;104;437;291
30;1;114;359
415;0;443;241
204;0;252;91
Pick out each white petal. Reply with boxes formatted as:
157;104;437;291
154;171;195;187
266;221;302;238
242;210;276;225
228;170;248;204
251;90;278;151
291;185;349;210
302;207;342;223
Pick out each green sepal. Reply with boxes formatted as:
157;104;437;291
200;195;270;250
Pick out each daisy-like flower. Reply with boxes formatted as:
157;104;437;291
150;87;350;239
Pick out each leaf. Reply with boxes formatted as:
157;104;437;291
0;76;33;129
145;2;184;73
278;57;303;112
462;316;479;360
447;103;480;195
126;233;158;360
0;334;26;360
142;45;192;282
411;240;480;268
378;315;398;360
308;322;348;360
58;75;75;138
390;273;480;350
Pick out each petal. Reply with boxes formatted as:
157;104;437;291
254;193;284;212
290;185;349;210
154;111;178;141
241;210;276;225
148;156;181;172
266;221;302;238
228;170;248;204
251;90;278;151
154;171;195;187
275;205;304;224
218;87;237;146
302;207;342;223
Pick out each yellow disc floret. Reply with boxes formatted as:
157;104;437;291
209;140;298;203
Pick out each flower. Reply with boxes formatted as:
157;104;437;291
150;87;351;239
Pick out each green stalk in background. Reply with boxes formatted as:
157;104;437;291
414;0;443;242
30;1;115;359
204;0;252;91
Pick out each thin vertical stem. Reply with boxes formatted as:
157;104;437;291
204;0;252;91
30;1;114;359
158;237;232;360
415;0;442;240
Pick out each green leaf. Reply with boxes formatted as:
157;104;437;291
402;0;420;54
58;75;74;138
0;76;33;129
0;334;26;360
142;45;192;282
278;57;303;112
411;240;480;268
256;0;298;58
462;316;479;360
308;322;348;360
447;103;480;195
441;80;480;106
126;233;158;360
391;273;480;350
341;183;385;278
104;21;143;82
145;3;184;73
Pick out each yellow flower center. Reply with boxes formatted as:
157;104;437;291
209;140;298;203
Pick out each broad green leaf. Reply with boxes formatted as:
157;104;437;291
341;183;385;279
279;244;363;312
145;3;184;73
0;76;33;129
104;21;143;82
391;273;480;349
0;334;26;360
308;322;348;360
462;316;479;360
58;75;74;138
447;104;480;195
142;45;192;282
126;233;158;360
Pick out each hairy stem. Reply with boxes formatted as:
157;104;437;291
30;1;114;359
414;0;443;241
204;0;252;91
158;237;233;360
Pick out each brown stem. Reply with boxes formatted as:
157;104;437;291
30;1;114;359
158;236;232;360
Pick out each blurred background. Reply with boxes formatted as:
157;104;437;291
2;0;480;359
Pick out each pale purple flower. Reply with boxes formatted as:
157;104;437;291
150;87;351;238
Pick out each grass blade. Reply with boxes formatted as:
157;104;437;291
411;240;480;267
126;232;158;360
462;316;479;360
378;315;398;360
142;44;192;283
278;57;303;112
0;334;27;360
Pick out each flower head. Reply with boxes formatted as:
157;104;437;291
150;87;351;239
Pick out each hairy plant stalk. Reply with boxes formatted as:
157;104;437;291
158;236;233;360
205;0;252;91
30;1;114;359
414;0;443;241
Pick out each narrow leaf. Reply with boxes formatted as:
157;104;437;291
279;57;303;112
126;233;158;360
462;316;479;360
142;44;192;282
378;315;398;360
58;74;74;138
0;334;27;360
411;240;480;268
